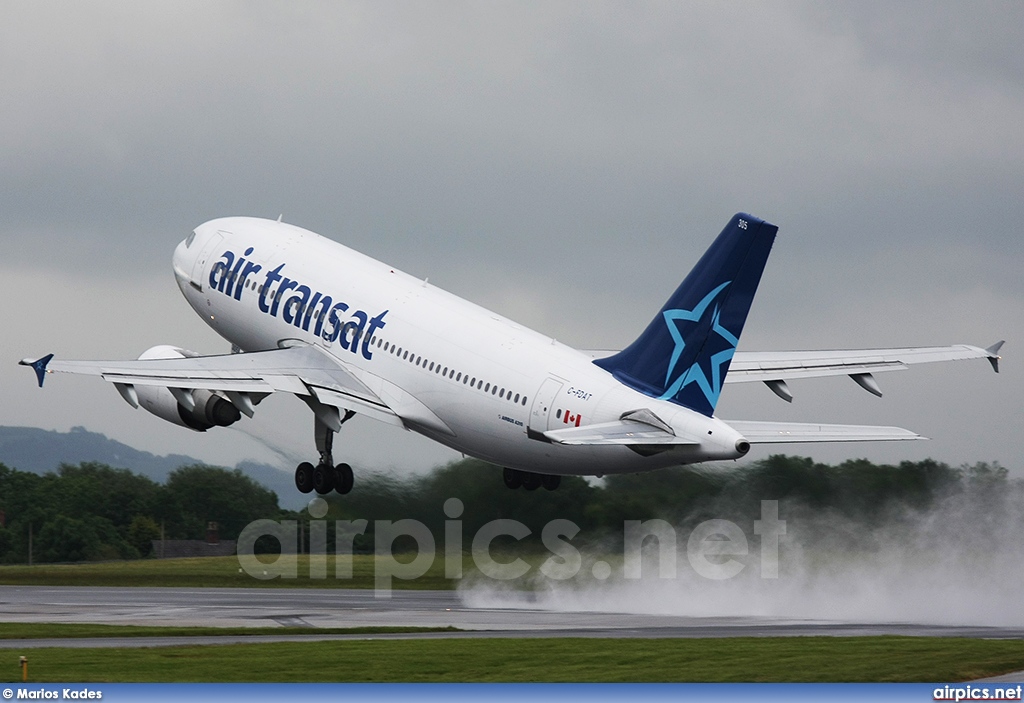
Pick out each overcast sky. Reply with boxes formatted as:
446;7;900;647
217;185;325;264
2;1;1020;479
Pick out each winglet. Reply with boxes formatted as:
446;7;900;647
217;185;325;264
19;354;55;387
985;340;1004;373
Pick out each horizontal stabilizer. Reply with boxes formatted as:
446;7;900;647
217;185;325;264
544;419;698;446
728;420;923;443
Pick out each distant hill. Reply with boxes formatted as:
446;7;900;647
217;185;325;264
0;426;303;509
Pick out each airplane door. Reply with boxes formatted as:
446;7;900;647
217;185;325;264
529;377;564;433
190;232;226;290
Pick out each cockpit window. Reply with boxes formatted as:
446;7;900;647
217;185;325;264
185;231;196;248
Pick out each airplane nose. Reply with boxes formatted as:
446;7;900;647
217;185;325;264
172;235;193;289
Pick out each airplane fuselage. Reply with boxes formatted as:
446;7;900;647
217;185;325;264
173;217;746;476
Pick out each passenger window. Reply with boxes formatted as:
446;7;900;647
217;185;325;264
556;409;562;418
514;393;520;403
522;396;527;406
485;383;490;393
456;372;462;382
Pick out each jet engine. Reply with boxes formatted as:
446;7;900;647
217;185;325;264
124;345;242;432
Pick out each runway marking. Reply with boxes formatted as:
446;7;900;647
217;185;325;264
273;616;314;628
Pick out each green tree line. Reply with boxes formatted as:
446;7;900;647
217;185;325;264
0;462;282;563
331;455;1017;553
0;456;1016;563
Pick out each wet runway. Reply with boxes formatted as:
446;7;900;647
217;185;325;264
3;585;1024;648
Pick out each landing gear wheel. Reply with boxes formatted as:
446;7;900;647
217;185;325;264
521;472;542;491
503;467;522;489
295;462;315;494
313;463;336;494
335;463;354;495
302;409;357;496
541;474;561;491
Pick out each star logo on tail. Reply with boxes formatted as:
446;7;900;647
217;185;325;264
657;281;738;409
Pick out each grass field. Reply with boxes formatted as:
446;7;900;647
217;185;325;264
0;555;455;589
3;636;1024;683
0;552;573;590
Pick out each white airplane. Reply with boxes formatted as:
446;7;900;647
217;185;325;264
22;214;1003;494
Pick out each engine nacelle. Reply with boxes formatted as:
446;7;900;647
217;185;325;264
129;345;242;432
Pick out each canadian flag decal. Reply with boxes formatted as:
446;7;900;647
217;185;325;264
564;410;582;427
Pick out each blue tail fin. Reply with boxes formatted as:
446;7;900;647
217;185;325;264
594;213;777;416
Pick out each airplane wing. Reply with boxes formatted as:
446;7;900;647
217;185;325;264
725;420;922;443
19;344;444;432
725;342;1004;401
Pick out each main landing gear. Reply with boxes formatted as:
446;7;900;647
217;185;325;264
503;467;561;491
295;411;356;495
